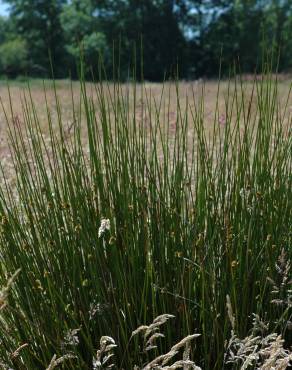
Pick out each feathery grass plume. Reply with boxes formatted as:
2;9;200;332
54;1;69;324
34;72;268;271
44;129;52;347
226;295;236;331
225;315;292;369
132;314;175;352
259;335;292;370
251;314;269;335
0;269;21;310
10;343;29;359
45;353;77;370
62;328;80;347
267;248;292;308
142;336;201;369
225;332;262;368
92;336;117;369
132;325;150;337
132;315;201;369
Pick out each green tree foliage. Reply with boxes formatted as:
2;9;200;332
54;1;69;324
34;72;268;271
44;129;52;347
0;15;18;44
95;0;188;80
1;0;292;79
261;0;292;70
0;16;9;44
3;0;66;77
200;0;265;75
0;37;28;77
60;0;109;77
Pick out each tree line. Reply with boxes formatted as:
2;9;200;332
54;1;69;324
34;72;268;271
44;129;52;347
0;0;292;80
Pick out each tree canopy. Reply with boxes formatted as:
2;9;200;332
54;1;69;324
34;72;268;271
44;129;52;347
0;0;292;79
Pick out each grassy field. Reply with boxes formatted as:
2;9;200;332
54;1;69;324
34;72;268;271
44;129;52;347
1;77;291;183
0;74;291;369
0;79;229;191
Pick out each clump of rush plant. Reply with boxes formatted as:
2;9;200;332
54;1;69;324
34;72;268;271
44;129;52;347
0;58;291;369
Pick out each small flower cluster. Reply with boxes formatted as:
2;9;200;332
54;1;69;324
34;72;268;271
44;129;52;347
98;219;110;238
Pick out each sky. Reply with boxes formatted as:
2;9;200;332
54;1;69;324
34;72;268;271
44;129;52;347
0;1;8;16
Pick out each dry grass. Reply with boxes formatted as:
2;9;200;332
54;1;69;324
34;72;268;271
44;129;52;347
1;76;291;185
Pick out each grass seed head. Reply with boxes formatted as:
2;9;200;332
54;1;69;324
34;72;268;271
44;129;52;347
98;218;111;238
46;353;77;370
